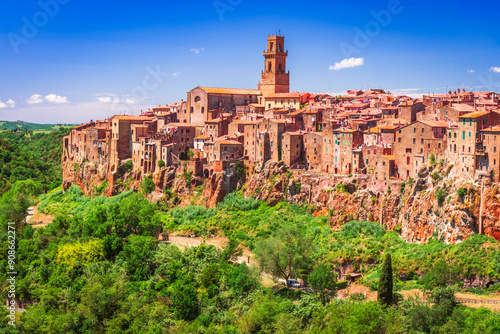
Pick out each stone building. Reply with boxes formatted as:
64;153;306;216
394;120;448;179
186;87;260;126
282;131;304;167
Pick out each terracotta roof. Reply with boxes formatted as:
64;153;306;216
199;87;260;95
114;115;152;121
266;92;301;98
459;111;489;118
451;104;475;112
419;120;449;128
164;122;195;127
205;118;223;124
481;126;500;132
218;139;243;145
196;135;209;140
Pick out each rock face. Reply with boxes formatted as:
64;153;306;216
63;156;500;244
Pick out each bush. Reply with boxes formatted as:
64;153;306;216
141;176;155;194
429;154;436;164
123;160;133;172
435;188;447;206
457;187;467;198
337;280;348;289
157;160;165;168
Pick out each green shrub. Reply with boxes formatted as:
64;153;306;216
337;280;348;289
158;160;165;168
141;176;155;194
123;160;133;172
457;187;467;198
435;188;447;206
429;154;436;164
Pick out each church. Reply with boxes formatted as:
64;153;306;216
185;34;300;126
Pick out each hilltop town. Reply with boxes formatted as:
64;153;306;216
63;34;500;190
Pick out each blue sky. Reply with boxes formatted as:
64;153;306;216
0;0;499;123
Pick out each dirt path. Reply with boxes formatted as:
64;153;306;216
25;205;54;228
162;235;255;266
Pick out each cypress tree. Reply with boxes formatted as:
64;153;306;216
378;253;393;306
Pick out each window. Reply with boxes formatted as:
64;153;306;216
421;138;424;144
413;127;416;133
190;107;194;113
413;138;416;144
469;132;471;137
449;132;451;138
398;138;401;143
422;128;424;133
454;133;457;138
270;42;274;51
462;132;465;140
495;147;497;153
201;107;204;113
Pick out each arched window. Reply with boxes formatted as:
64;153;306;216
278;63;282;72
268;62;272;72
270;42;274;51
194;96;201;102
278;44;282;52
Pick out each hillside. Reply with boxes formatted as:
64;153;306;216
0;121;75;133
0;128;71;195
1;185;500;332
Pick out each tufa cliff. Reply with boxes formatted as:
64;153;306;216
62;157;500;244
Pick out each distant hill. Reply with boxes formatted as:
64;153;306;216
0;121;76;132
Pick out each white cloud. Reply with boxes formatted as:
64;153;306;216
490;67;500;73
125;98;137;104
27;94;69;104
0;99;16;108
97;97;112;103
467;69;475;73
27;94;44;104
329;57;364;71
97;96;121;104
172;72;180;77
44;94;69;104
190;47;205;54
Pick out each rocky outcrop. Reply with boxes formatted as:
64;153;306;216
62;155;500;244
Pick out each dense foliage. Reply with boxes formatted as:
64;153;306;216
0;128;70;195
1;188;500;332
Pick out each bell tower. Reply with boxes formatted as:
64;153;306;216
258;34;290;96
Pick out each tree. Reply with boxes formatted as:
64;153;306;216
141;176;155;194
378;253;393;306
308;263;337;305
157;160;165;168
254;224;312;287
171;280;199;321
